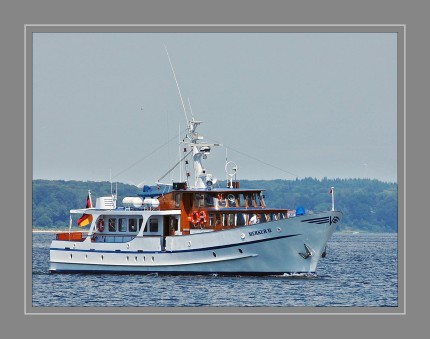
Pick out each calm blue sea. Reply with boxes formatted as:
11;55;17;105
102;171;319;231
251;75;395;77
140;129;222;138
32;232;398;308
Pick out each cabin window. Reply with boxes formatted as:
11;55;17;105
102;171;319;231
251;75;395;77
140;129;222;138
108;218;116;232
218;194;227;207
257;194;265;207
174;193;181;208
237;213;246;226
227;194;237;207
149;218;159;233
215;214;221;227
129;219;137;232
228;214;235;226
209;213;215;227
238;194;245;207
169;217;178;232
246;194;253;208
194;193;205;207
138;218;143;231
248;214;258;225
192;193;215;207
205;194;214;206
252;194;258;207
119;218;127;232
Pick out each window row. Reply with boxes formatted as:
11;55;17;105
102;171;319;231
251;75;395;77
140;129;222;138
201;212;287;227
192;192;265;208
104;217;160;233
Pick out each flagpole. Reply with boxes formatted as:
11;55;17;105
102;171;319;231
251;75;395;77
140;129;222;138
88;190;93;208
68;215;72;240
331;187;335;211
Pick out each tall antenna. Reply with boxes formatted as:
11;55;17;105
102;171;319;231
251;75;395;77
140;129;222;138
110;168;112;195
178;124;182;182
164;45;188;123
187;97;195;120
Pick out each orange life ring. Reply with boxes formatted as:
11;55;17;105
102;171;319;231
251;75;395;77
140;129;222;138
199;211;207;224
96;218;105;232
188;211;200;225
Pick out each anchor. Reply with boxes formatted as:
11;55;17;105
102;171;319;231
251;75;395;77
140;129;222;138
321;246;327;258
299;243;313;259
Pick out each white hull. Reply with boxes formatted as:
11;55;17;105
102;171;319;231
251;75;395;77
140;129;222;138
49;211;341;275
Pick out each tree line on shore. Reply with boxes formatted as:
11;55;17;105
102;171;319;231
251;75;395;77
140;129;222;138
32;178;397;232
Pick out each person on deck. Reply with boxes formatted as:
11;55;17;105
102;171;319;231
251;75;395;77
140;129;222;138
249;214;258;225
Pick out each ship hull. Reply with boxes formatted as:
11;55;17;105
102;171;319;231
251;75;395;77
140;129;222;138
49;211;341;275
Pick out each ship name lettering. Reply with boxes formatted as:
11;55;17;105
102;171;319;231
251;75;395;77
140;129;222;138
248;228;272;237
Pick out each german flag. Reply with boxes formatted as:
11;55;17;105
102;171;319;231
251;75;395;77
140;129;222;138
77;192;93;227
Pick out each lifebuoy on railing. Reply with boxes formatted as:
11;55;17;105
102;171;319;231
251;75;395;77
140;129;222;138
199;211;207;224
188;211;200;225
96;218;105;232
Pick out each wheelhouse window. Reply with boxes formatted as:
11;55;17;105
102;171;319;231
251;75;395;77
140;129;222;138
238;194;245;207
194;193;205;207
108;218;116;232
245;194;253;208
174;193;181;208
205;194;214;206
257;193;265;207
227;194;237;207
193;193;215;207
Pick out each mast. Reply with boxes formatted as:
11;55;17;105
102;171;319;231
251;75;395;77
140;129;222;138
184;118;221;189
164;46;221;189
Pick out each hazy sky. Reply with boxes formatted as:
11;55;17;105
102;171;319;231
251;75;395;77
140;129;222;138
32;32;397;185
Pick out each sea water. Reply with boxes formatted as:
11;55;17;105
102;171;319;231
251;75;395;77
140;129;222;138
31;232;398;308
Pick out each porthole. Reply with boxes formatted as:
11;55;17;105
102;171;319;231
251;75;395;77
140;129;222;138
101;255;104;261
143;256;146;262
69;253;72;259
85;254;88;260
135;256;138;262
126;256;129;261
151;256;155;262
213;252;217;257
238;248;243;254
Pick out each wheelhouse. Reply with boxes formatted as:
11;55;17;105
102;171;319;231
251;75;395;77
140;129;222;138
157;186;293;235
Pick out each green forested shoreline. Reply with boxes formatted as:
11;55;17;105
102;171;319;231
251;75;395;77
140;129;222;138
32;178;397;232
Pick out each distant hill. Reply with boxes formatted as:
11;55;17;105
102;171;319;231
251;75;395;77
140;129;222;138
32;178;397;232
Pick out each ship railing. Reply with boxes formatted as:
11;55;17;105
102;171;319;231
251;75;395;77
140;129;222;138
122;206;160;211
189;209;294;230
91;233;164;243
92;234;136;243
